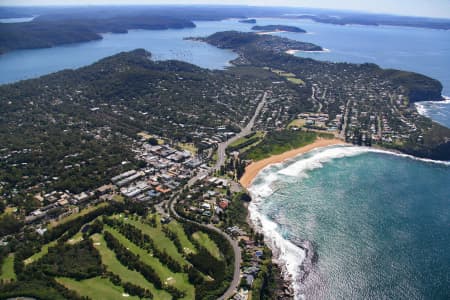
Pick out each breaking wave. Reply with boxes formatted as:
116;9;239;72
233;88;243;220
247;145;449;299
415;95;450;118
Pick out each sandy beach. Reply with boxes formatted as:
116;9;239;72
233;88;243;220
285;49;300;55
256;30;287;35
240;138;346;188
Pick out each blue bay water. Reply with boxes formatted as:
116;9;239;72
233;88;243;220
249;146;450;299
0;18;449;126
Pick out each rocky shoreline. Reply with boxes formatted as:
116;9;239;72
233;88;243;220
246;204;320;300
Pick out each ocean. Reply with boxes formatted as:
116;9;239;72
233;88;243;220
249;146;450;299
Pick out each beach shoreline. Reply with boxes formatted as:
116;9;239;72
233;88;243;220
240;138;346;188
256;30;287;35
285;48;331;55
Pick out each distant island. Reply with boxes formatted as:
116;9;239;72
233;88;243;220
188;31;323;53
239;18;256;24
252;25;306;33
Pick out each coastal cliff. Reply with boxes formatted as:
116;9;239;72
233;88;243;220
382;69;443;102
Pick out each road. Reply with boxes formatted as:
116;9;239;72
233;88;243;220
168;193;241;300
214;92;267;171
339;99;352;139
311;85;323;113
165;94;267;299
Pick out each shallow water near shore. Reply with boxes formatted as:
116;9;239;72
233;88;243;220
249;145;450;299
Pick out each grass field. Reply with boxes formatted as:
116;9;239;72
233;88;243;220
177;142;197;154
47;202;108;229
192;231;223;260
117;215;189;265
3;207;17;214
137;131;152;140
104;226;195;299
287;119;307;128
0;253;16;282
166;220;197;255
67;231;84;245
243;130;318;161
270;69;296;77
228;131;264;154
229;131;264;148
287;77;305;85
269;68;305;85
57;276;140;300
91;234;171;300
24;240;57;265
112;194;125;202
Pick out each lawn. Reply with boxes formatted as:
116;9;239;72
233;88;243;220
287;119;306;128
67;231;84;245
229;131;264;148
47;202;108;229
24;240;57;265
177;142;197;154
57;276;140;300
243;130;318;161
104;226;195;299
137;131;152;140
228;131;264;153
118;215;189;265
0;253;16;282
270;69;296;78
166;220;197;255
91;233;171;300
112;194;125;202
287;77;305;85
3;207;17;214
192;231;223;261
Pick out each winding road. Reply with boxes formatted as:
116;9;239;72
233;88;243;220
167;92;267;299
168;193;241;300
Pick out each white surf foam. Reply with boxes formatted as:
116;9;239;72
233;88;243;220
277;145;450;180
415;102;429;116
415;95;450;117
278;146;370;177
248;144;449;299
248;188;306;300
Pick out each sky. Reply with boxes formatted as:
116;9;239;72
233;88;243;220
1;0;450;19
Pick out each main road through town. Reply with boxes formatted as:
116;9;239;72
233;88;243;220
168;92;267;299
213;91;268;172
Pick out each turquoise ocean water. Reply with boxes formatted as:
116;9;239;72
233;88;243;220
249;146;450;299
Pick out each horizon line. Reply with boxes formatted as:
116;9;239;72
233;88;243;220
1;4;449;21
